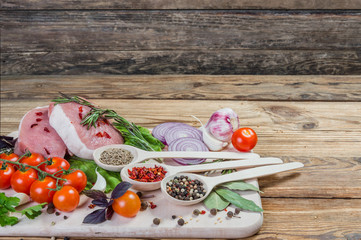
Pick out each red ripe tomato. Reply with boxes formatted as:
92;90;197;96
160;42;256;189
61;170;87;192
53;186;80;212
112;190;141;218
232;127;258;152
0;163;16;189
30;176;57;204
44;157;70;176
10;168;38;194
20;153;45;170
0;152;19;168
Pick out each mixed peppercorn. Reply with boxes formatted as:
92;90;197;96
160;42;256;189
165;175;206;201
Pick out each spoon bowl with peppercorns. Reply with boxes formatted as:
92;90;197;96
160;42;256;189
120;157;284;191
160;162;304;206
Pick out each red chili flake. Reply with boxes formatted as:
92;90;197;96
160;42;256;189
200;210;206;215
88;204;96;209
128;165;167;182
103;132;111;139
95;132;103;137
79;113;83;120
149;202;157;209
79;106;83;113
36;118;42;122
44;147;50;155
78;106;83;119
44;127;50;133
30;123;38;128
35;112;43;116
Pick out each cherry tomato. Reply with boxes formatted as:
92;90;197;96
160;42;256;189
30;176;57;204
53;186;80;212
0;163;16;189
231;127;258;152
20;153;45;170
44;157;70;177
0;152;19;168
112;190;141;218
61;170;87;192
10;168;38;194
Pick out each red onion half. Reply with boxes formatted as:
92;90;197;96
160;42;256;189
164;125;202;145
152;122;187;144
168;137;209;165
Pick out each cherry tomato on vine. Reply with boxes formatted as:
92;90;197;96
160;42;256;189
10;168;38;194
231;127;258;152
112;190;141;218
30;176;57;204
53;186;80;212
20;153;45;170
0;152;19;168
61;170;87;192
44;157;70;177
0;163;16;189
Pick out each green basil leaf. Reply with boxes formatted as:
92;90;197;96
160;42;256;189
215;188;263;212
220;181;263;193
204;191;230;210
97;168;122;193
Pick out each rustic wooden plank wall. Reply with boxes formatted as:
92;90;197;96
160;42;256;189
1;1;360;75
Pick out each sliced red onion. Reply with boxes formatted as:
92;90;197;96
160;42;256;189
152;122;189;144
164;124;202;145
168;137;209;165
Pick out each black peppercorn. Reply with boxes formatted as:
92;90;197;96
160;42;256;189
172;215;177;219
177;218;185;226
210;208;217;216
235;207;241;215
140;201;148;211
227;211;234;218
193;209;200;216
153;218;161;225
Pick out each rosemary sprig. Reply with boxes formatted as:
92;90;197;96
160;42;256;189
52;93;158;151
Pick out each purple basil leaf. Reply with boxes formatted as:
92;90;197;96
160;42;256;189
111;182;132;199
106;205;114;220
92;198;109;207
107;199;114;207
83;190;107;200
83;209;106;224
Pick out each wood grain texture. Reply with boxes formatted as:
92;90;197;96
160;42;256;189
2;11;361;53
2;99;361;198
0;198;360;239
2;0;361;10
2;50;361;75
2;75;361;101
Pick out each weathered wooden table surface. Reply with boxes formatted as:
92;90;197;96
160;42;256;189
1;75;361;239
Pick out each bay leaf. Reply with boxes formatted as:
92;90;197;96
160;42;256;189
220;181;263;193
204;191;230;210
215;188;263;212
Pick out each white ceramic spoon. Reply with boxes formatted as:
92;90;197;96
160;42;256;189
121;157;283;191
160;162;304;206
93;144;260;171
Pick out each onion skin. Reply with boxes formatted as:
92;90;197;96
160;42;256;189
206;108;240;142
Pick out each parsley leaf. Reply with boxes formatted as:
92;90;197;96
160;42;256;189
19;203;46;219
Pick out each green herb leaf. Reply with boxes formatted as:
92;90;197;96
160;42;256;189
18;203;46;219
0;214;19;227
138;126;164;151
220;181;263;193
204;191;230;210
96;168;122;193
0;192;20;213
215;188;263;212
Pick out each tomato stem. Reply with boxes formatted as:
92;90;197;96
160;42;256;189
0;156;67;185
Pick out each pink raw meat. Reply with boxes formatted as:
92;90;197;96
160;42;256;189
48;102;124;159
14;107;67;158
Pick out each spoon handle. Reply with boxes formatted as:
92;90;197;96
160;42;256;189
170;157;284;174
142;150;260;161
206;162;304;189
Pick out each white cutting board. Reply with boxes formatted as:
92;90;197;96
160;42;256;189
1;177;263;238
1;131;263;238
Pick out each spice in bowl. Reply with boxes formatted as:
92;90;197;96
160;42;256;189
99;148;134;166
128;165;167;182
165;175;206;201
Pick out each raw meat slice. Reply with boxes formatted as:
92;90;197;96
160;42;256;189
14;107;67;158
48;102;124;159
